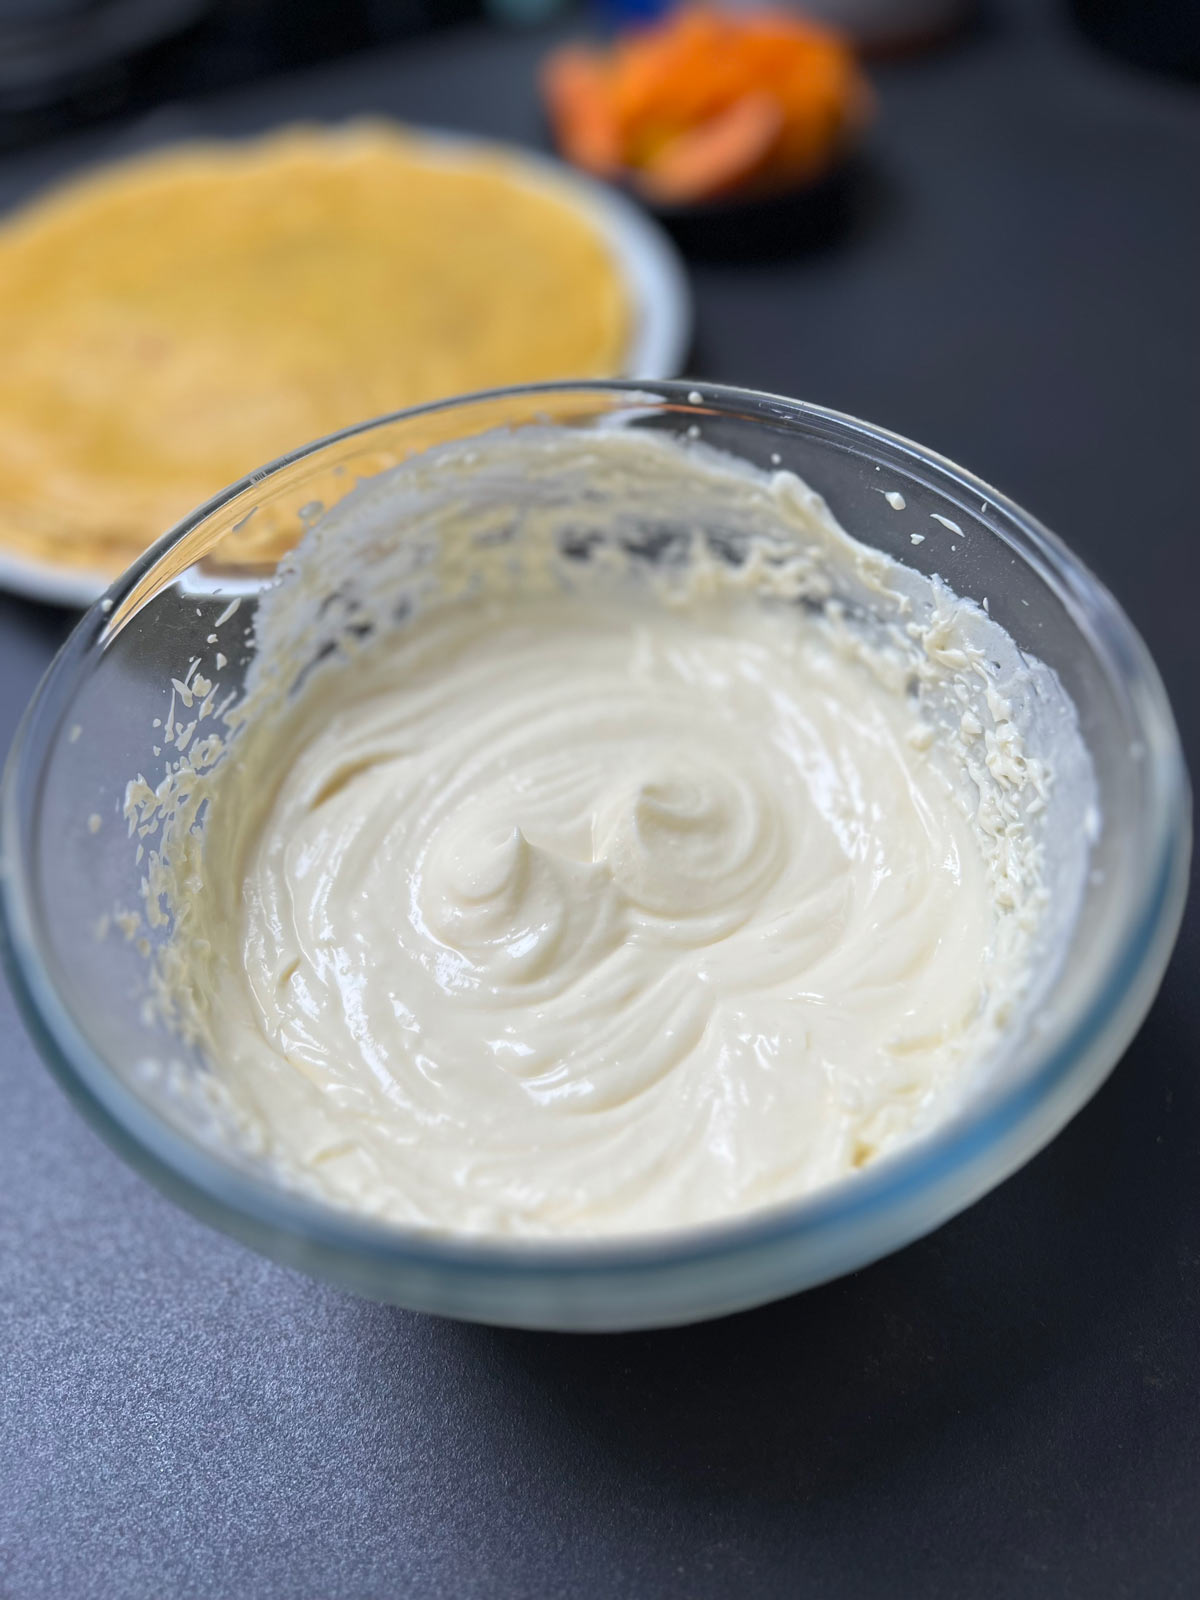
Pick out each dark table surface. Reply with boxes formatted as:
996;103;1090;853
2;5;1199;1597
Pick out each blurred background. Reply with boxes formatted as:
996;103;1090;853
1;0;1198;139
1;0;1197;595
1;0;1198;140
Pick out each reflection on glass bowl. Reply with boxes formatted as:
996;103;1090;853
0;381;1189;1329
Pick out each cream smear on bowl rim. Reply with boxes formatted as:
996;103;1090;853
120;427;1095;1240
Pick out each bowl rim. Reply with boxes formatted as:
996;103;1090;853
1;378;1191;1284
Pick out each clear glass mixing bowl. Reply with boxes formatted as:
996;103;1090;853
0;382;1189;1330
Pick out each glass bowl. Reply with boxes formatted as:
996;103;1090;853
0;381;1189;1331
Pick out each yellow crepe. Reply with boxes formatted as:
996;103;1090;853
0;124;631;574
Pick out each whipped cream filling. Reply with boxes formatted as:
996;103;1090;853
127;427;1091;1238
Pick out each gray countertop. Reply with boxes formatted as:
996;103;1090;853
2;6;1199;1596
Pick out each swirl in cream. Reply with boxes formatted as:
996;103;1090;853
179;583;1022;1237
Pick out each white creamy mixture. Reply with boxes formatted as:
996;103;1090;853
129;428;1088;1238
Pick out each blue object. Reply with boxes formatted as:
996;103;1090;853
593;0;673;23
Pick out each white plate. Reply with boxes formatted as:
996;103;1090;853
0;128;692;610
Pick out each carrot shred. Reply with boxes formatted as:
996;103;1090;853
542;4;870;203
541;48;623;177
639;92;782;204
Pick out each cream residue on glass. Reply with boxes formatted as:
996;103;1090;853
124;428;1092;1238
